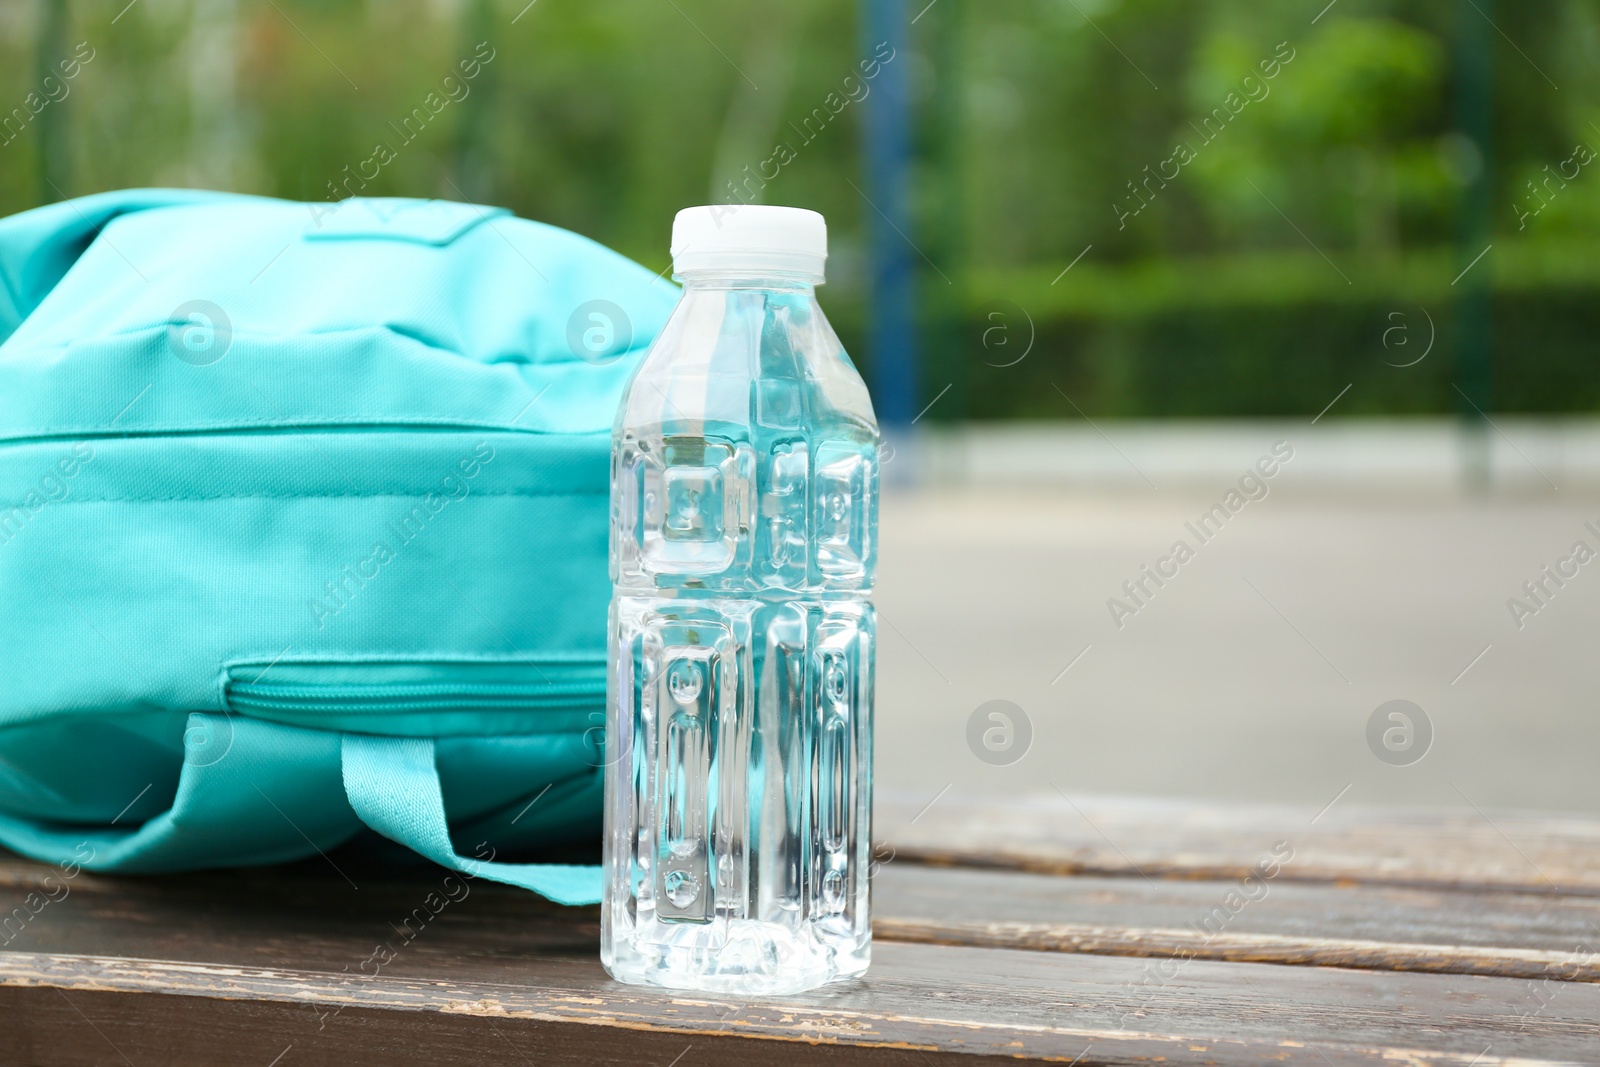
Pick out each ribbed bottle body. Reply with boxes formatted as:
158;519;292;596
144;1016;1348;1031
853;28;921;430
601;276;877;994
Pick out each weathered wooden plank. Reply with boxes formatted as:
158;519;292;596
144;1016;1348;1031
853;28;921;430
878;917;1600;986
7;837;1600;988
871;865;1600;983
2;855;1598;1064
876;790;1600;895
3;946;1597;1066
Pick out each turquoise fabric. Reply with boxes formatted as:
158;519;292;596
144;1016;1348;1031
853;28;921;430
342;734;599;905
0;189;676;903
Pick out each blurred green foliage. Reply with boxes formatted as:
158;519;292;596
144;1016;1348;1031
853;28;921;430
1;0;1597;417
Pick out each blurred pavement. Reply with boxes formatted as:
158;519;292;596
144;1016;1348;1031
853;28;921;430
874;422;1600;817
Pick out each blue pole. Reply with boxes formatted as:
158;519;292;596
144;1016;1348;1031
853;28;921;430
859;0;918;431
1453;0;1493;491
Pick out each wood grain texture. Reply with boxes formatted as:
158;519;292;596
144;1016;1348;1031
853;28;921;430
876;790;1600;895
4;945;1598;1066
871;865;1600;982
2;852;1599;1064
6;786;1600;1065
877;917;1600;984
9;854;1600;984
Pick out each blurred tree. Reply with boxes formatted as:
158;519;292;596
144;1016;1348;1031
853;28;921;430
2;0;1597;415
1186;18;1446;253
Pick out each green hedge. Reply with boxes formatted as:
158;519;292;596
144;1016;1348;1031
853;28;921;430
929;292;1597;419
848;241;1600;420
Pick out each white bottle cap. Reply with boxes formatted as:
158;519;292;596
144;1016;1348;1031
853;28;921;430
670;205;826;280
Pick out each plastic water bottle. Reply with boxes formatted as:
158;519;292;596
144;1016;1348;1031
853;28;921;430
602;206;878;993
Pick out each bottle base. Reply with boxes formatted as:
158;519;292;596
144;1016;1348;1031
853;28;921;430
603;918;869;995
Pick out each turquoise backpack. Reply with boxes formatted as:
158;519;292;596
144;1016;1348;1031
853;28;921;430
0;189;678;904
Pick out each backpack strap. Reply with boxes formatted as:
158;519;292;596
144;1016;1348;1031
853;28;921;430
339;733;602;906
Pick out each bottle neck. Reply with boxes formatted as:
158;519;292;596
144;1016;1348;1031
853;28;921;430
675;269;820;294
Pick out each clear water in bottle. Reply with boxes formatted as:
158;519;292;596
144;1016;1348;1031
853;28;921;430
602;206;877;994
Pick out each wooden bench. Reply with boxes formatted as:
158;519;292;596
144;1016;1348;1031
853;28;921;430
4;790;1598;1065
